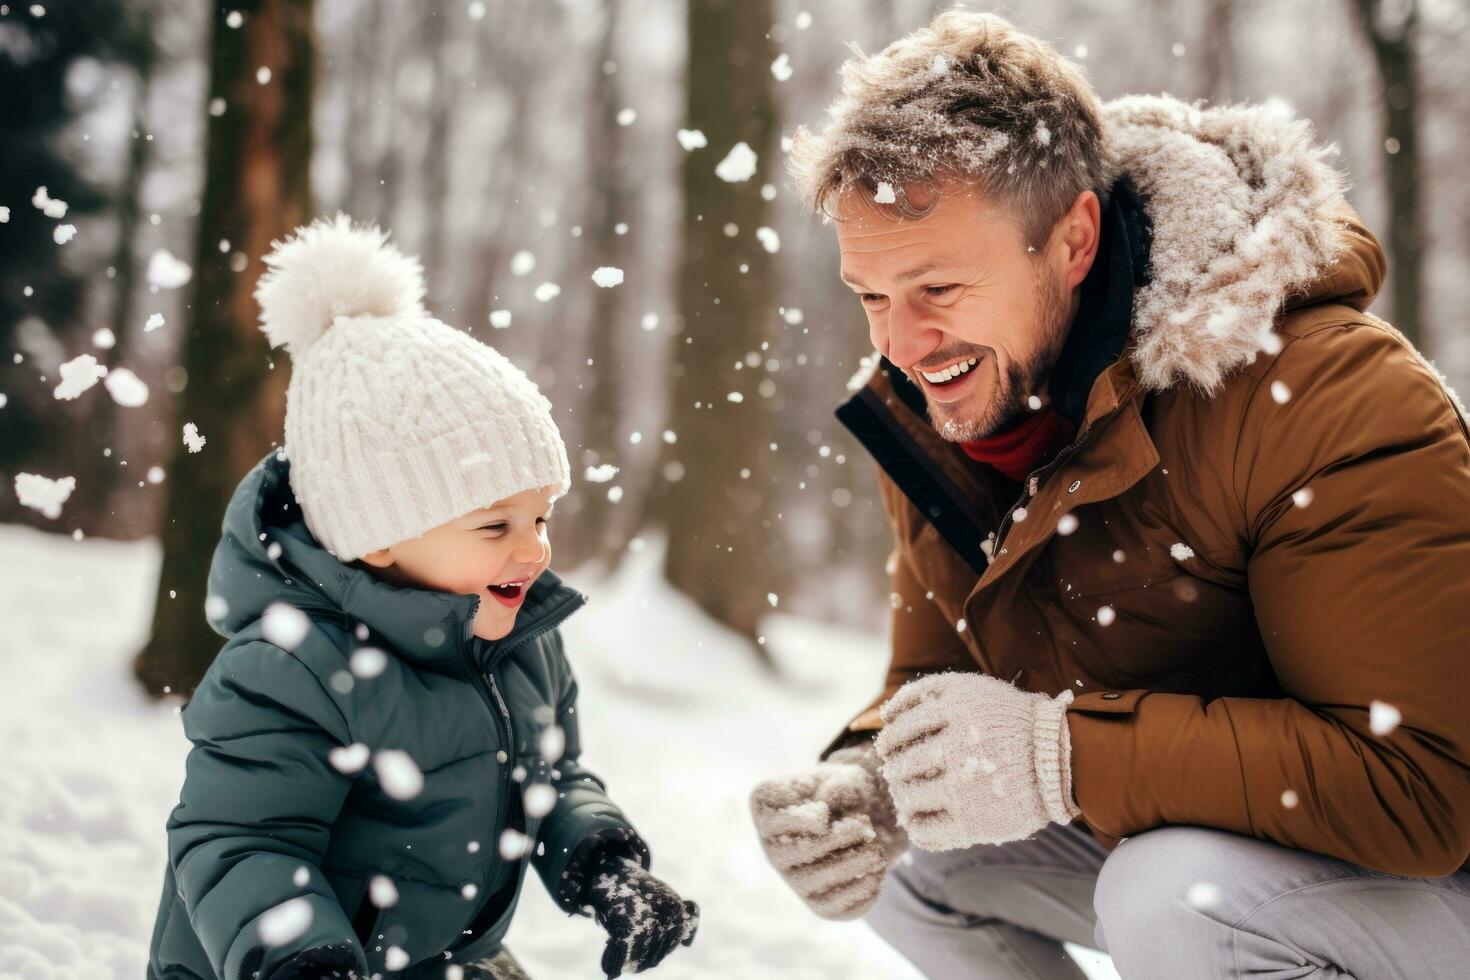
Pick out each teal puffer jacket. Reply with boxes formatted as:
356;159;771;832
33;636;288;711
147;452;645;979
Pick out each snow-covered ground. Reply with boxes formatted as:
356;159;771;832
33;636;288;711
0;523;1117;979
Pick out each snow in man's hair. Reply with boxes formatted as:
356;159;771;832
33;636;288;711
787;10;1117;247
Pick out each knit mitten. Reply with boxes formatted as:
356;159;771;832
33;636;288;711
580;851;698;978
750;742;908;920
876;672;1080;851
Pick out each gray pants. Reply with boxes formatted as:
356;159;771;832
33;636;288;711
864;822;1470;979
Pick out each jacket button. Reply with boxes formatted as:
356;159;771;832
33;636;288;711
1102;692;1121;700
1068;480;1082;493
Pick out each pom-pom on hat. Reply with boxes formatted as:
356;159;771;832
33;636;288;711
255;214;570;561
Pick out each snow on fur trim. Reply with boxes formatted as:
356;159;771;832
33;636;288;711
254;213;427;355
1106;95;1354;395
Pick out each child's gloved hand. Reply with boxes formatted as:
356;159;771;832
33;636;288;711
580;850;698;977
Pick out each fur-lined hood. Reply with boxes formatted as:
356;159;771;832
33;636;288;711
1106;93;1386;395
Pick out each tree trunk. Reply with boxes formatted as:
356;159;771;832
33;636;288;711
562;0;631;567
134;0;314;698
658;0;780;656
1351;0;1424;350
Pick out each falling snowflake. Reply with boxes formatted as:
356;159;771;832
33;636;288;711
591;266;624;288
0;206;9;223
92;328;116;349
782;307;804;325
329;742;370;774
1169;542;1195;562
1369;700;1401;736
14;473;75;519
1056;513;1079;535
499;828;532;860
1280;789;1299;809
181;421;205;452
616;107;637;126
640;313;659;331
147;249;192;289
767;593;778;608
32;186;68;218
606;486;624;503
384;947;409;971
524;783;557;818
754;227;780;254
370;874;398;907
375;749;425;800
533;282;561;303
510;250;536;276
104;368;149;407
726;391;744;403
1270;380;1291;404
714;142;758;183
873;181;897;204
258;897;313;946
584;463;619;483
540;725;565;763
1185;882;1220;909
262;602;310;650
54;354;108;400
1033;121;1052;147
350;646;388;678
1291;487;1314;508
144;312;165;332
676;128;708;151
489;309;512;329
795;10;812;29
770;53;793;81
1097;605;1116;627
53;224;77;245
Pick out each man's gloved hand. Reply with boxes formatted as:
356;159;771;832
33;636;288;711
876;672;1080;851
581;850;698;977
749;743;908;920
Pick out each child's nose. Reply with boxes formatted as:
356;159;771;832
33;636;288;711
510;526;548;565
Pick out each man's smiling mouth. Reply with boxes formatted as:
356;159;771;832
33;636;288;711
920;356;980;386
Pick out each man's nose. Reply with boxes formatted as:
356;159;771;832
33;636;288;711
882;298;943;371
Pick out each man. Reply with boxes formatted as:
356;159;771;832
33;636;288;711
751;11;1470;979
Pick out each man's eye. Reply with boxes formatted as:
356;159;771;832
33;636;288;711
925;284;958;298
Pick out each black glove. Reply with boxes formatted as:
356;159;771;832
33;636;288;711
580;850;699;977
266;943;363;980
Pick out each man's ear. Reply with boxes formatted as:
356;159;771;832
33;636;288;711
359;547;396;569
1057;190;1102;291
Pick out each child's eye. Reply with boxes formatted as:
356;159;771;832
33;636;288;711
859;293;886;307
479;523;508;533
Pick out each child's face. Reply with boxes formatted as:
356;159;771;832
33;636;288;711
360;485;557;641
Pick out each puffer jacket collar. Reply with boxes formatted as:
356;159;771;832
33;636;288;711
208;450;586;674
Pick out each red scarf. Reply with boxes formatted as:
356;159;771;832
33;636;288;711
959;407;1076;482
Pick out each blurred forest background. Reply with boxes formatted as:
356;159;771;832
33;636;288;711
2;0;1467;697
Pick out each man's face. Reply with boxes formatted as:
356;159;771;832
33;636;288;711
835;186;1085;441
361;485;557;641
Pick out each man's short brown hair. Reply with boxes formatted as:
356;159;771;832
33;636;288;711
788;10;1116;248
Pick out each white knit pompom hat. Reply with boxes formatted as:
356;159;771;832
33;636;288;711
254;214;570;560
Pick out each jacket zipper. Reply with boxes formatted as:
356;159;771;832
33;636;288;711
454;594;582;943
989;408;1120;559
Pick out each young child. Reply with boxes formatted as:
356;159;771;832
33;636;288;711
147;216;697;980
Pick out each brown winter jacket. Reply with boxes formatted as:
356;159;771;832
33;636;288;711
828;95;1470;877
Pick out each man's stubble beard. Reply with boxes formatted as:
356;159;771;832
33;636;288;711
931;264;1072;443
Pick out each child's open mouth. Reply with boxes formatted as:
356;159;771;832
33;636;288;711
487;579;527;608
